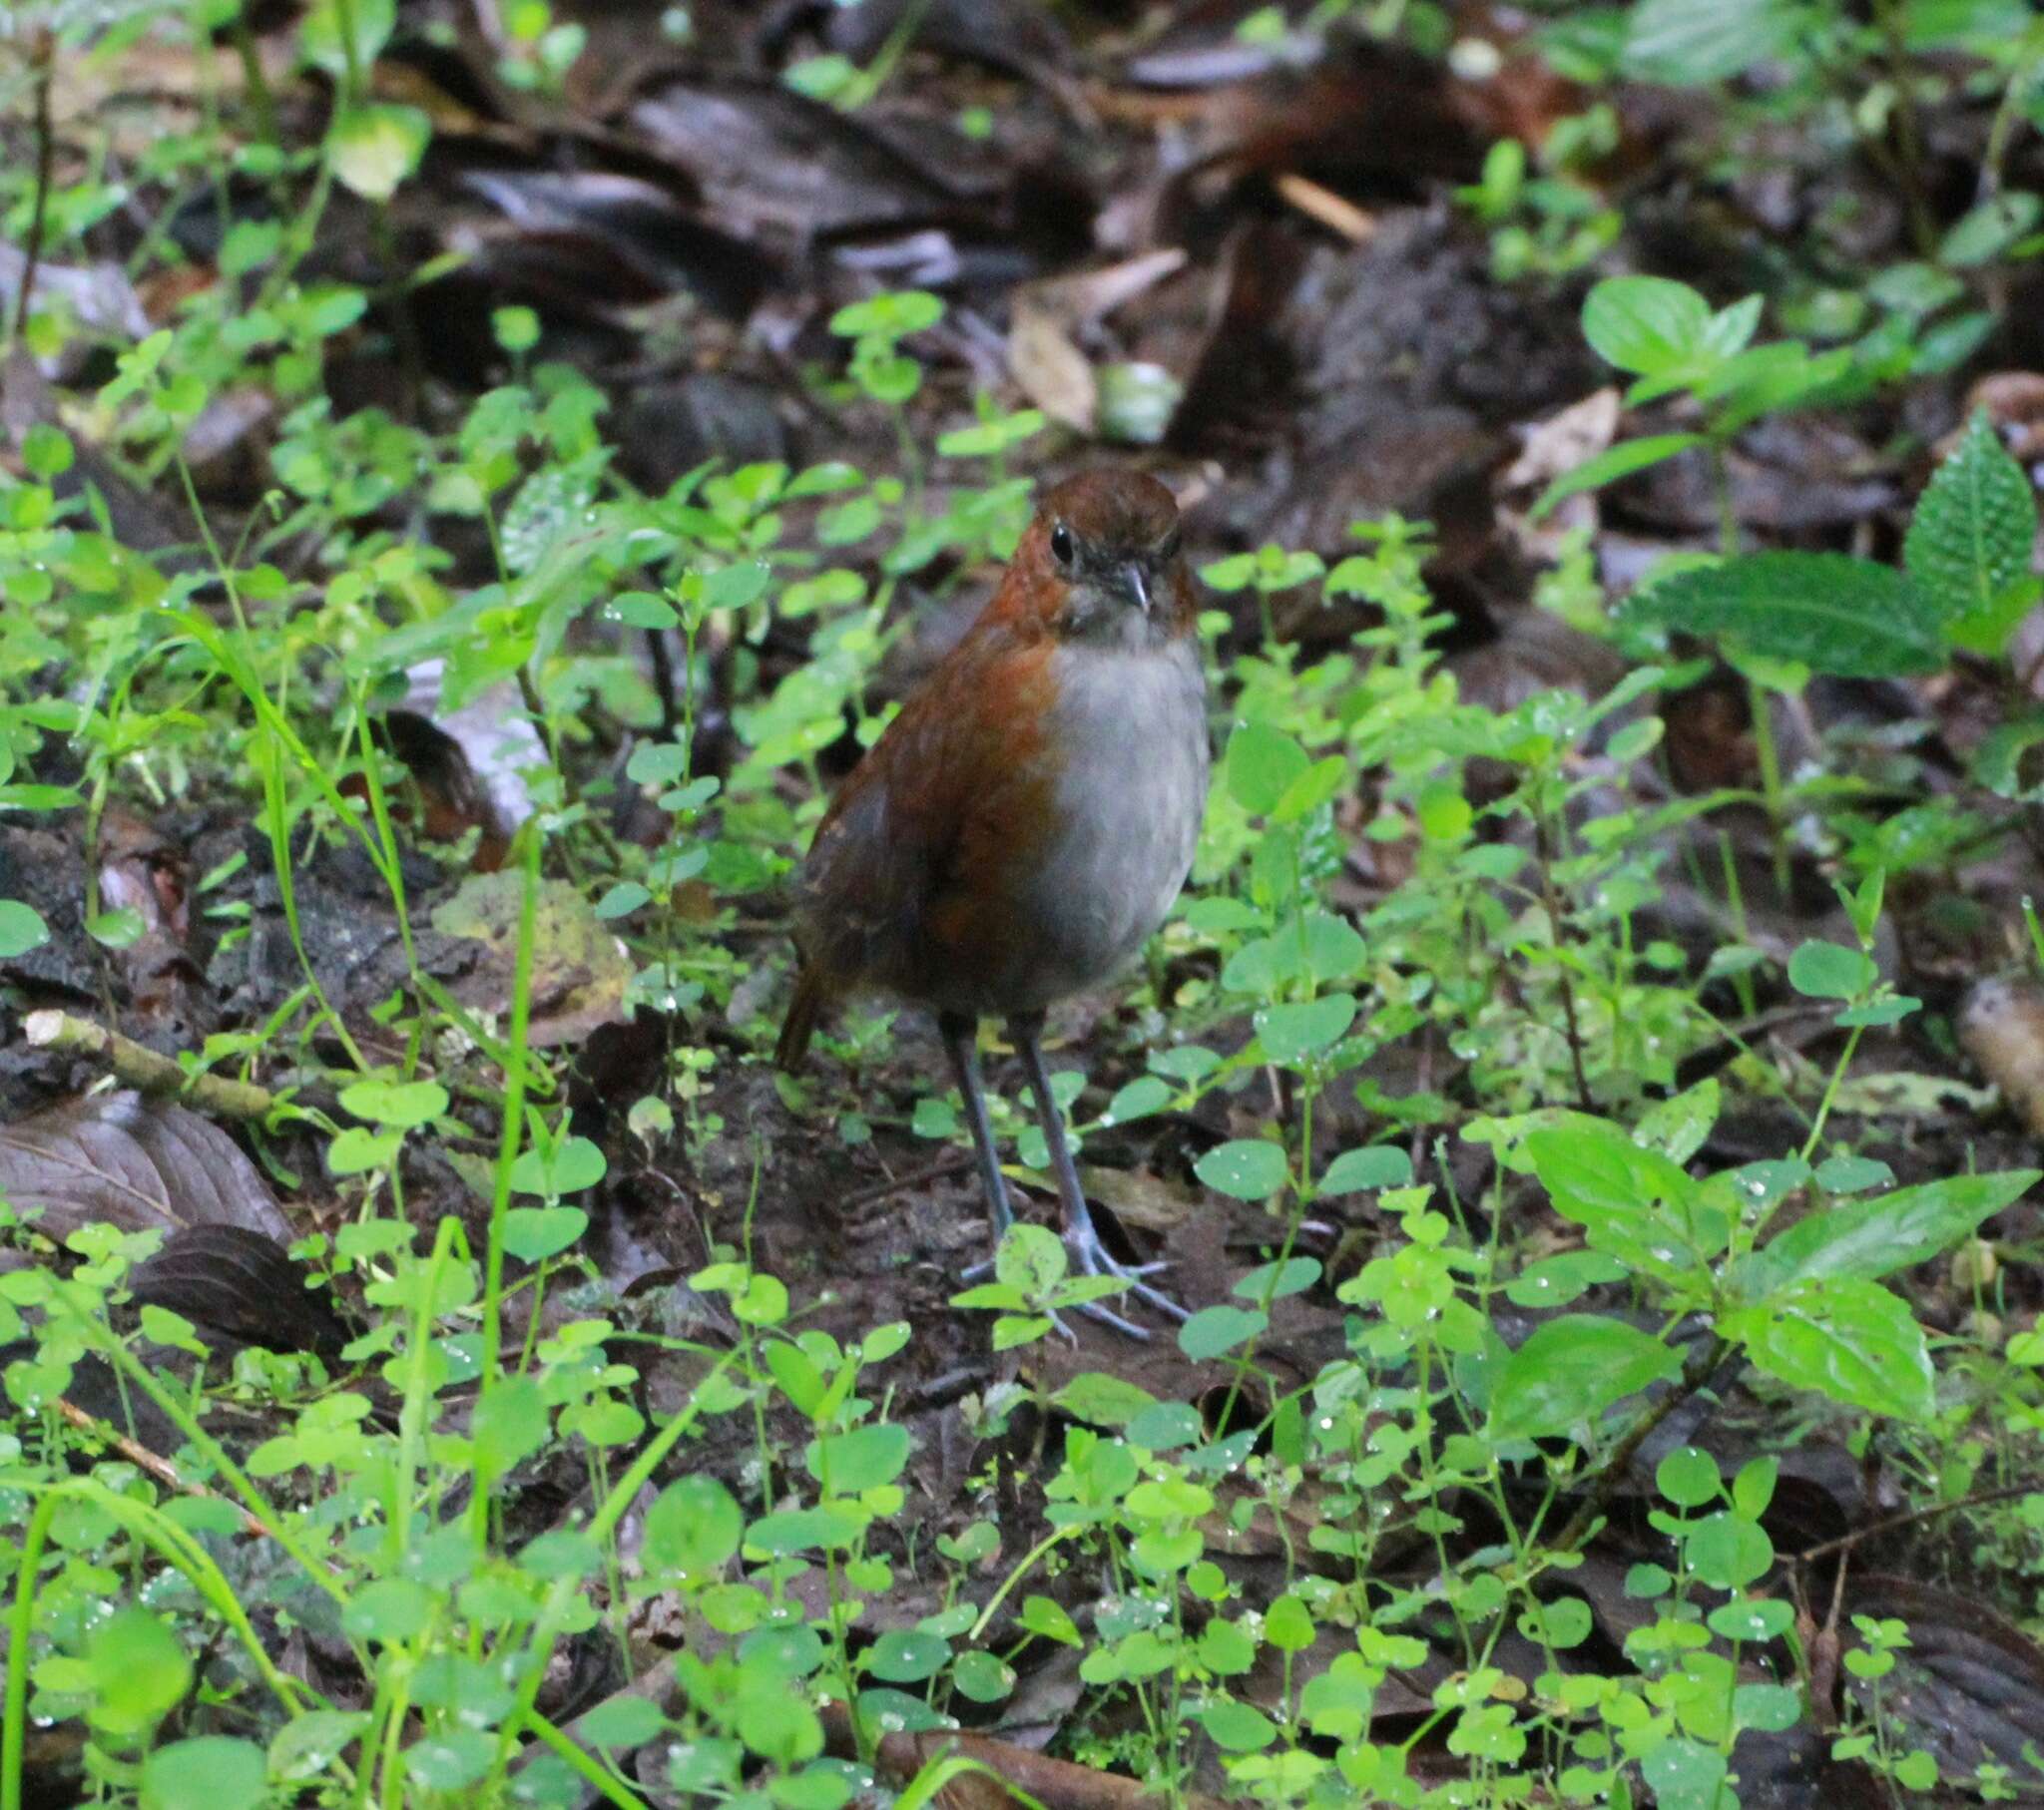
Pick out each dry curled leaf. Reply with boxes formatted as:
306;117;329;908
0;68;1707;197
1843;1576;2044;1776
1007;251;1188;434
0;1092;291;1244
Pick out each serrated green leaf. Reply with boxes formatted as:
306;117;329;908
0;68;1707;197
1721;1277;1933;1420
1630;552;1944;679
1905;413;2040;656
1528;1119;1722;1283
1622;0;1803;82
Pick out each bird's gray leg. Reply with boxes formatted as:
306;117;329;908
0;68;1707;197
940;1013;1012;1242
1010;1012;1188;1332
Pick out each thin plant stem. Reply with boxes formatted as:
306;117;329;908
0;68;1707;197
1800;1023;1866;1162
470;819;543;1544
8;27;56;352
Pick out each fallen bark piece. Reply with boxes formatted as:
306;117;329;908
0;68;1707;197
24;1009;276;1123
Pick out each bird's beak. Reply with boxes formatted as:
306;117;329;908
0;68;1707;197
1120;563;1152;615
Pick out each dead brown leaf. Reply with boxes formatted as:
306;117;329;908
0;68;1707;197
0;1092;292;1244
430;873;633;1048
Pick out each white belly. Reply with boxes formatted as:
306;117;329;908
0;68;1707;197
1018;638;1209;1004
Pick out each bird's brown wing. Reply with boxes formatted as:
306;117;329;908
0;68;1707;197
790;626;1064;1012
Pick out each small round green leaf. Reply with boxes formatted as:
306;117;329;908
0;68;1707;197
0;900;51;959
141;1737;265;1810
1195;1139;1288;1200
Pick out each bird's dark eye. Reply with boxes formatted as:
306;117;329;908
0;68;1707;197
1049;522;1076;568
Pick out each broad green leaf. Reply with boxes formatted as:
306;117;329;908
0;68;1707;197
1528;1119;1723;1283
829;290;944;338
301;0;395;75
1234;1257;1319;1300
952;1649;1017;1703
1531;432;1703;520
746;1504;864;1555
342;1578;432;1643
1639;1737;1728;1810
1736;1682;1803;1731
1710;1597;1793;1642
404;1732;494;1792
1940;191;2043;266
20;422;72;478
1634;1077;1720;1164
269;1712;371;1784
1582;276;1713;374
1905;413;2041;655
994;1221;1068;1291
1721;1277;1934;1420
87;907;145;949
864;1628;949;1682
1622;0;1804;82
1487;1316;1683;1439
1101;1076;1171;1126
1735;1169;2037;1298
1630;552;1944;679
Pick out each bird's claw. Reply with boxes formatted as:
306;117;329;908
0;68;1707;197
1067;1222;1190;1326
961;1220;1183;1340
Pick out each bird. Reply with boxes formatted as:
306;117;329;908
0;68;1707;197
776;468;1210;1338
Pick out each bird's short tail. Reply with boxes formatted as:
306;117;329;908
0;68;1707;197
775;965;826;1072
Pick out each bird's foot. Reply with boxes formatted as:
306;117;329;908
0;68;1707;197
960;1219;1184;1341
1067;1221;1190;1328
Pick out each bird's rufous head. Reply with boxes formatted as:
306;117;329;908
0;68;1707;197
993;469;1192;647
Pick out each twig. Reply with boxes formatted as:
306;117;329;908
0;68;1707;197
1532;815;1595;1113
817;1699;1229;1810
1792;1475;2044;1566
55;1399;271;1540
839;1150;973;1211
24;1009;277;1123
1273;173;1375;242
9;26;56;350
